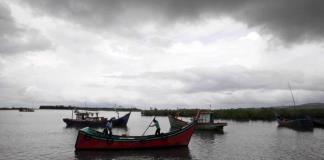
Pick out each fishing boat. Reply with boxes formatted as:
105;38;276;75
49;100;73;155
63;110;131;127
168;115;188;128
168;111;227;131
110;111;131;127
18;108;34;112
276;116;313;130
74;122;195;150
276;83;314;130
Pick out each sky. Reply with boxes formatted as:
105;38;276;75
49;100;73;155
0;0;324;109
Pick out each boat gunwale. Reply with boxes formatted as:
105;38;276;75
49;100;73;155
78;122;195;142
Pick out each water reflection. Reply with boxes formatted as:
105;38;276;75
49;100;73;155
170;126;224;134
189;130;226;160
277;125;314;132
75;147;192;160
193;130;224;139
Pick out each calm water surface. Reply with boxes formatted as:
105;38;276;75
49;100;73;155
0;110;324;160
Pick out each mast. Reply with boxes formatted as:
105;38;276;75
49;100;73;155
288;82;296;108
114;104;119;118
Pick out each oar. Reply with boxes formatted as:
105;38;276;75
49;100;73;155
142;116;156;136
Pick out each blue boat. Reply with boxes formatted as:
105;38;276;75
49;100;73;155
110;112;131;127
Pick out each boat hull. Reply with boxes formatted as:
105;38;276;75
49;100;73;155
75;122;195;150
63;112;131;127
63;118;107;127
168;115;227;131
312;118;324;127
195;123;227;131
168;115;188;128
111;113;131;127
277;118;313;130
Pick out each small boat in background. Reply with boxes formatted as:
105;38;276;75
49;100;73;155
168;110;227;131
276;83;314;131
75;122;195;150
63;110;131;127
109;112;131;127
276;116;313;130
195;111;227;131
168;115;188;128
18;108;35;112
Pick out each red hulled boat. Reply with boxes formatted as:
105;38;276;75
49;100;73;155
75;122;195;150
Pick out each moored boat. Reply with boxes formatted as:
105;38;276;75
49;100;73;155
276;83;314;130
168;111;227;131
63;110;131;127
110;112;131;127
276;116;313;130
75;122;195;150
168;115;188;128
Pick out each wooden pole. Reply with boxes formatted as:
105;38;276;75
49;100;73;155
142;116;156;136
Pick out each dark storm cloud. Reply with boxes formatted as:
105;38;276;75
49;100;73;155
0;2;52;55
0;3;20;35
180;67;324;93
21;0;324;44
105;66;324;93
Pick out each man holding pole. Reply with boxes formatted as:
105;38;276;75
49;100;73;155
150;118;160;136
106;120;113;137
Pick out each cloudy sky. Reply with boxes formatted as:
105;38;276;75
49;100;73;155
1;0;324;109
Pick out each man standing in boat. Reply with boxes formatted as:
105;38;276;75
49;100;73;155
106;120;113;136
150;119;160;136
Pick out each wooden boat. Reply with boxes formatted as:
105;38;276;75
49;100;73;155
110;112;131;127
276;84;313;130
18;108;34;112
63;110;131;127
168;115;188;128
168;111;227;131
276;116;313;130
75;122;195;150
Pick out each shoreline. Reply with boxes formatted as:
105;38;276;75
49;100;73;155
1;103;324;121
